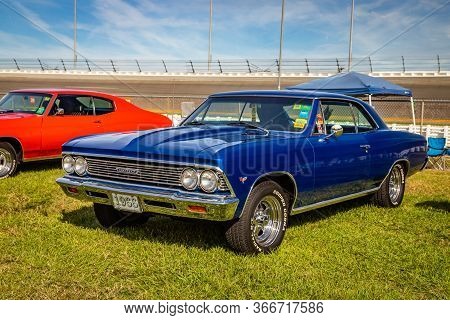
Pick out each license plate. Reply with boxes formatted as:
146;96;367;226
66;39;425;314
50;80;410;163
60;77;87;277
111;193;142;213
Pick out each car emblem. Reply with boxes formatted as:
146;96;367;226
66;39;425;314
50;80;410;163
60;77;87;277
239;177;248;183
116;167;141;175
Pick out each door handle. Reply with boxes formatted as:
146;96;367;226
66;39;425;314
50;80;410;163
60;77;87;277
93;120;101;124
360;144;371;152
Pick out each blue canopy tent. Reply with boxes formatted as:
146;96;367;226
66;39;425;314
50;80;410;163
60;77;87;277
286;71;415;125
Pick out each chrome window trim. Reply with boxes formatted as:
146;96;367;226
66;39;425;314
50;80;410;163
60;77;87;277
62;152;235;196
291;187;379;214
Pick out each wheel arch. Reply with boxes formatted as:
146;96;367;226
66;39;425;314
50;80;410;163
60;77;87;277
251;171;298;213
379;158;410;188
396;159;410;175
0;137;23;161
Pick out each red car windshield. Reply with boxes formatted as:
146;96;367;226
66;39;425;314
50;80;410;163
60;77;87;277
0;93;52;115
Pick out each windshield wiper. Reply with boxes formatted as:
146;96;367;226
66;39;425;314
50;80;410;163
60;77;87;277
184;120;206;126
0;109;15;114
226;121;269;135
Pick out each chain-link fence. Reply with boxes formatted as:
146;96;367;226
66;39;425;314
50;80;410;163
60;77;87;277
122;94;450;125
365;98;450;126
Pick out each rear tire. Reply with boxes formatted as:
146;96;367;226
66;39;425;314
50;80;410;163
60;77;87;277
225;181;289;254
93;203;150;228
0;142;18;179
372;163;406;207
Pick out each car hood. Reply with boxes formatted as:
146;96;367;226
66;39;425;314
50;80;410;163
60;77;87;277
64;125;282;164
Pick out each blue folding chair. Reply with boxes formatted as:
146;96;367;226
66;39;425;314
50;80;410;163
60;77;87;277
427;137;447;170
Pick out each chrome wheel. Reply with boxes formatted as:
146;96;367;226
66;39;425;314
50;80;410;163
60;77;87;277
251;195;283;247
0;148;13;177
388;166;402;203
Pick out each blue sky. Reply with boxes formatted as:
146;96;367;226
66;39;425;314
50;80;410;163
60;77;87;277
0;0;449;60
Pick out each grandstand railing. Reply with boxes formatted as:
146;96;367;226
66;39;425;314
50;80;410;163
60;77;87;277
0;56;448;74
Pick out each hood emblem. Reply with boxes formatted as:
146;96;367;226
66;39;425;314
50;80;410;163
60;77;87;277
116;167;141;175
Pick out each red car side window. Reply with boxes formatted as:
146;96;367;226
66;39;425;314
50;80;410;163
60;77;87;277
52;95;114;116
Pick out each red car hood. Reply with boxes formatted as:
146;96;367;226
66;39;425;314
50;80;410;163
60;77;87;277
0;112;38;120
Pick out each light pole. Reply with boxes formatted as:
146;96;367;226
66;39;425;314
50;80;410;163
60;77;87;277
347;0;354;72
208;0;213;71
277;0;285;90
74;0;77;67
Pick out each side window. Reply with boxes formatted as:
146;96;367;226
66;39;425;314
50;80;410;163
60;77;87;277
76;97;92;115
314;101;356;134
92;97;114;115
323;102;357;133
350;102;376;132
52;95;114;116
314;100;376;134
53;96;87;116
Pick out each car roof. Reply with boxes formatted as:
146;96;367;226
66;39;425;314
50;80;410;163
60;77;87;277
9;88;117;98
209;89;359;100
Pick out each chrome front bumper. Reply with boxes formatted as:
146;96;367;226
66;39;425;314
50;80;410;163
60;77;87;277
56;176;239;221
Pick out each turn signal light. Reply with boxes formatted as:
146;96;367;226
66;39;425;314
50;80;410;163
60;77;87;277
67;187;79;194
187;205;207;214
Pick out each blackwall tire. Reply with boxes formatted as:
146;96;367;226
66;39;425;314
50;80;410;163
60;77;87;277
372;163;406;208
0;142;18;180
225;181;289;254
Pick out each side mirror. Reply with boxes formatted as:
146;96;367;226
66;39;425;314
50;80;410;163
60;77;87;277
331;124;343;138
319;124;343;142
55;108;64;116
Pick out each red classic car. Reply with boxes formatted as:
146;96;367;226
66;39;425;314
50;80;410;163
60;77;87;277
0;89;172;179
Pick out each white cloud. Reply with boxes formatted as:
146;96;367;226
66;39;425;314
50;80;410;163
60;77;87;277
0;0;448;62
3;1;75;54
0;31;72;58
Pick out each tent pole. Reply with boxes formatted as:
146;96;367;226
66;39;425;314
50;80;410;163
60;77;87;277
420;101;424;136
368;94;372;106
410;97;416;127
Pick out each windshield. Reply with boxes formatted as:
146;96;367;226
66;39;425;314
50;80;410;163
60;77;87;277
0;93;52;115
183;96;314;132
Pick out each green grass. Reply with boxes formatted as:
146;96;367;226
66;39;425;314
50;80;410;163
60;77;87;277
0;162;448;300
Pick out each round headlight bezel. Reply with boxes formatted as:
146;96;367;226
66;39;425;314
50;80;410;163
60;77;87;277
180;168;199;190
199;170;219;193
62;155;75;174
74;156;88;176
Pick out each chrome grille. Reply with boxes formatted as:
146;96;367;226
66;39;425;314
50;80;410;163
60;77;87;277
85;157;229;191
217;173;229;191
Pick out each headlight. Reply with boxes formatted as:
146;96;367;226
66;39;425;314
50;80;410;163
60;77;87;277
62;155;75;174
199;170;219;193
74;157;88;176
181;168;198;190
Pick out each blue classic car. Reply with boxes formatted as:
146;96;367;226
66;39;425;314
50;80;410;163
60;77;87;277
57;90;428;254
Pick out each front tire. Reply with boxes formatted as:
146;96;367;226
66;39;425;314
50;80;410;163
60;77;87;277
93;203;150;228
372;163;406;207
0;142;18;180
225;181;289;254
